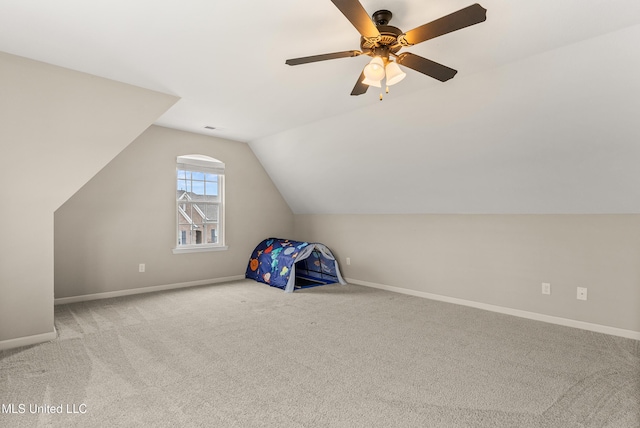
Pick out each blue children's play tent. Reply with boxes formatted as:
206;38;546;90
245;238;346;292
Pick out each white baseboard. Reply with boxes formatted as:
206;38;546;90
0;328;57;351
54;275;246;305
346;278;640;341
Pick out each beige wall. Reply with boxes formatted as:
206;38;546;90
0;52;177;345
55;126;294;298
294;214;640;333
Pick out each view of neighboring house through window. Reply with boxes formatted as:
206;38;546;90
176;155;225;250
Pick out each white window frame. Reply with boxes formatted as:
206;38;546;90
172;154;228;254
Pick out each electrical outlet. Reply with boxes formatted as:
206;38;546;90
541;282;551;295
346;257;351;265
139;263;145;273
577;287;587;301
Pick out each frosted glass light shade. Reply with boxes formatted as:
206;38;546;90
385;61;406;86
363;56;385;82
362;77;382;87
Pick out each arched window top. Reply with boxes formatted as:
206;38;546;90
177;154;223;164
177;154;224;174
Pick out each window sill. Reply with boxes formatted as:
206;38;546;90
172;245;228;254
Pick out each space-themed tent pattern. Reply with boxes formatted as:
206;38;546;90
245;238;347;292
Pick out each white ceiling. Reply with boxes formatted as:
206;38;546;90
2;0;640;213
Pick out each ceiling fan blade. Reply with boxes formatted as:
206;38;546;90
285;50;362;66
331;0;381;39
401;3;486;46
396;52;457;82
350;70;368;96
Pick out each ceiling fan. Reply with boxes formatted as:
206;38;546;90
285;0;487;96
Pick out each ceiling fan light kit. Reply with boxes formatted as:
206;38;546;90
384;61;406;86
363;56;385;81
361;76;382;88
285;0;487;97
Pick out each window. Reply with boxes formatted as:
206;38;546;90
174;154;226;253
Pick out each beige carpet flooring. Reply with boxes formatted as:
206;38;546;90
1;280;639;427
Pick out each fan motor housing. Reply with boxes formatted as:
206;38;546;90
360;25;403;54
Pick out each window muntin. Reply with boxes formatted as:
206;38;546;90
176;155;225;250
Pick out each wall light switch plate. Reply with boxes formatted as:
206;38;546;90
577;287;587;301
542;282;551;295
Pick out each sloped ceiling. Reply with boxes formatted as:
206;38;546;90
1;0;639;213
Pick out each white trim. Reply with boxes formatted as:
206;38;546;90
0;328;57;351
177;154;225;172
346;278;640;341
178;205;193;223
54;275;245;305
172;245;228;254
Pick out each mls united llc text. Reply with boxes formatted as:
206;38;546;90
2;403;87;414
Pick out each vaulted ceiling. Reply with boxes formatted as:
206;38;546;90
2;0;640;213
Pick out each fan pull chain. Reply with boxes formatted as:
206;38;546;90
379;86;391;101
